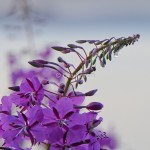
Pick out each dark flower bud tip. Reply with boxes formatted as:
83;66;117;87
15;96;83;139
28;61;44;68
85;89;98;96
76;40;87;44
77;79;83;84
57;57;65;63
32;59;49;64
88;40;97;44
52;46;66;51
59;83;65;89
52;46;71;53
8;86;20;92
67;44;82;49
86;102;103;110
58;88;64;94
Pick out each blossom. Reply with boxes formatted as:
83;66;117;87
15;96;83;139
42;98;85;129
50;125;88;149
10;76;44;108
2;106;47;148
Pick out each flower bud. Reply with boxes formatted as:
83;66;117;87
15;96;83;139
8;86;20;92
52;46;66;51
58;87;64;94
85;89;97;96
88;40;97;44
67;44;82;49
28;61;44;68
85;59;90;68
92;48;98;56
77;79;83;84
99;57;105;67
95;40;103;45
52;46;71;53
82;67;95;74
57;57;65;63
86;102;103;110
32;59;48;64
92;118;103;128
59;83;65;89
76;40;87;44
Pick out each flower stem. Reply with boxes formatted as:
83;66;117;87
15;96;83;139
46;144;51;150
63;35;139;95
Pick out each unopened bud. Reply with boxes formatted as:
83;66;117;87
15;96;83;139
86;102;103;110
92;67;96;71
92;118;103;128
58;88;64;94
32;59;48;64
8;86;20;92
88;40;96;44
85;89;97;96
67;44;82;49
59;83;65;89
58;57;65;63
92;48;98;56
76;40;87;44
77;79;83;84
85;59;90;68
28;61;44;68
52;46;71;54
52;46;66;51
82;67;95;74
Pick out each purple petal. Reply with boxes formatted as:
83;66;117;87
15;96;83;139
68;91;85;105
56;98;73;117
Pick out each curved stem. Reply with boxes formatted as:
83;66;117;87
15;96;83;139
63;37;136;95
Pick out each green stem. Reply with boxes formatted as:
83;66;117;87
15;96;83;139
63;35;139;95
64;41;117;95
46;144;51;150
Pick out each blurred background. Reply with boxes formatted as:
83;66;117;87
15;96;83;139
0;0;150;149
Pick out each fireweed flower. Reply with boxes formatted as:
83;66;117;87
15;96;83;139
1;106;47;148
0;35;139;149
10;77;44;109
50;125;88;150
42;98;86;130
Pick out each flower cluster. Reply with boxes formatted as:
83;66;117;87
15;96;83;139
0;76;106;150
0;35;139;150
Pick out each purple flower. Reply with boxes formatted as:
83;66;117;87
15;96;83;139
42;98;75;129
51;125;89;149
2;106;47;147
10;76;44;108
43;98;86;130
